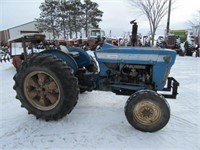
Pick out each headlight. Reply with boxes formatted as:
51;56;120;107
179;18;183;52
163;55;171;63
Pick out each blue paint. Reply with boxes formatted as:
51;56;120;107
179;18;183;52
40;50;78;72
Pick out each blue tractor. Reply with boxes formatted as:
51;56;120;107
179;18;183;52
13;39;179;132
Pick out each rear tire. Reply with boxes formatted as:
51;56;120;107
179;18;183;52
125;90;170;132
13;54;79;120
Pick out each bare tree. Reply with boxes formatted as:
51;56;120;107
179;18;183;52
189;10;200;47
188;10;200;26
128;0;169;46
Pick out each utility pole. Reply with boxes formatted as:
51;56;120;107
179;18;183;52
166;0;172;35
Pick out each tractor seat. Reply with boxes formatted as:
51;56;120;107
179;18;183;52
60;45;79;57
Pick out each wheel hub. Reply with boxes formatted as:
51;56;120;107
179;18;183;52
24;71;61;111
142;107;153;118
133;100;161;125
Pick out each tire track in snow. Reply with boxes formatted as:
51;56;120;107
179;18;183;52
171;115;198;128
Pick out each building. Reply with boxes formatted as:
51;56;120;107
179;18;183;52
0;21;53;47
0;30;9;46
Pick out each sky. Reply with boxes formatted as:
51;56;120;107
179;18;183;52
0;0;199;37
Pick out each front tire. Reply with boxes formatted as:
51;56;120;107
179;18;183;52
125;90;170;132
13;54;79;120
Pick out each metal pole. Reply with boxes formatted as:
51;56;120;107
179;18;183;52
166;0;172;35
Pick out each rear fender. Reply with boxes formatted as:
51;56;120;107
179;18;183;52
67;47;92;68
40;50;78;72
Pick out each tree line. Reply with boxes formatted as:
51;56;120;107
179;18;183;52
35;0;103;40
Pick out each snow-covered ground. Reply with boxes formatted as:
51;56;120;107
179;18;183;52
0;56;200;150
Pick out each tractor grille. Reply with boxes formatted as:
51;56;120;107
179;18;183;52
167;36;176;45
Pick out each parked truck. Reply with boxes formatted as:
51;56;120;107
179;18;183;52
169;30;188;43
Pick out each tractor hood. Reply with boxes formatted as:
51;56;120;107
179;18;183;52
95;43;177;67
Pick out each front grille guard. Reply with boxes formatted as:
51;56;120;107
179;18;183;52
160;77;180;99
